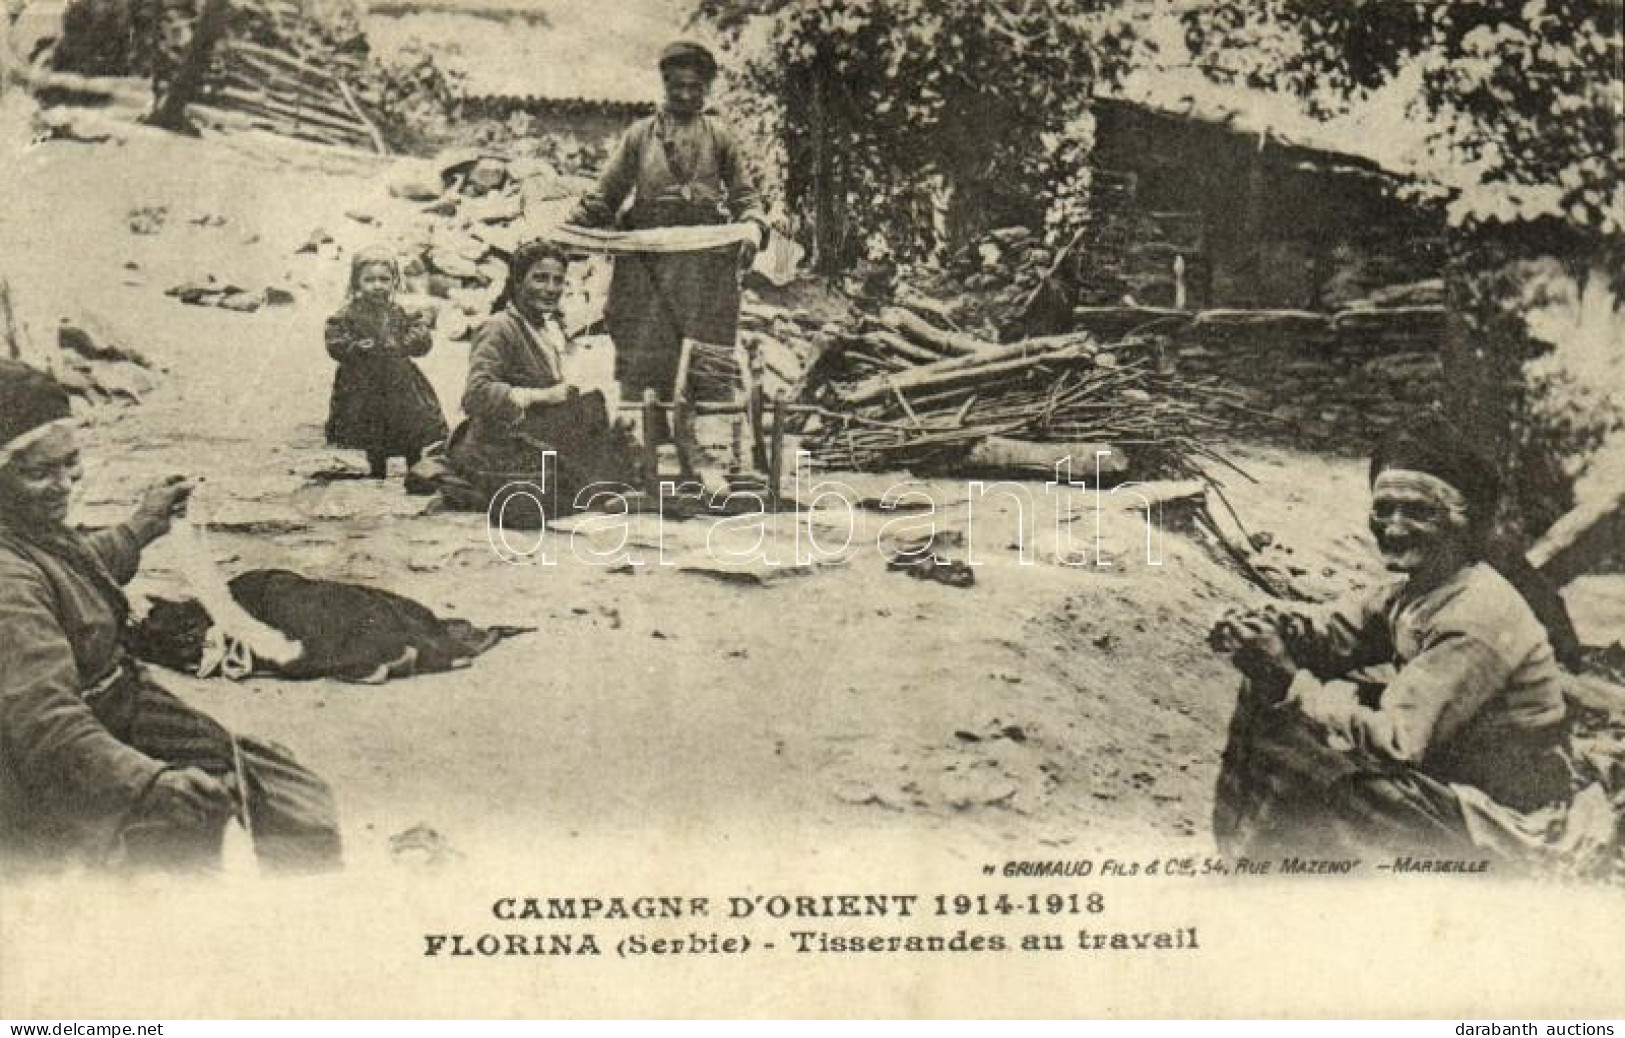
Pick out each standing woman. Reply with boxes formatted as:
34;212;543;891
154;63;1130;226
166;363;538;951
325;246;448;478
567;40;768;479
0;360;341;872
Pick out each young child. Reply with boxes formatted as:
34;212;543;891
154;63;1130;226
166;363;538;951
325;247;448;477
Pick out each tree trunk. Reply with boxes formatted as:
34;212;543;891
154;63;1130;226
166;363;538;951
147;0;229;134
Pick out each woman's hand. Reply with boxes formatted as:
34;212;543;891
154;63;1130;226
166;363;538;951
143;767;236;829
130;475;194;546
509;385;578;412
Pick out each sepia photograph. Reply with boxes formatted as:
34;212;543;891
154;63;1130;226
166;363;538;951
0;0;1621;1020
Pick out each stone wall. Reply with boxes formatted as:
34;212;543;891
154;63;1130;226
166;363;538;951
1168;305;1446;454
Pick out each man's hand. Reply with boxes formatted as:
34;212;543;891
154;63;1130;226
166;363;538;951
1211;607;1295;667
143;767;236;829
130;475;194;545
739;220;769;271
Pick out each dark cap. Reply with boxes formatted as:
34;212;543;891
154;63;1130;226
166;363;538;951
658;39;718;79
1369;413;1500;527
0;360;71;453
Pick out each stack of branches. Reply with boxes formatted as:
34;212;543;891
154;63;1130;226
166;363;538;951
796;305;1248;477
155;0;386;152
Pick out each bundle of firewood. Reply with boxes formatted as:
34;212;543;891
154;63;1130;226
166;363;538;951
204;37;383;152
146;0;385;152
795;306;1244;475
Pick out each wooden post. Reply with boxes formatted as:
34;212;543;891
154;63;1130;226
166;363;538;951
335;77;388;155
768;392;787;511
744;339;767;471
1242;134;1267;307
641;388;661;497
670;338;695;477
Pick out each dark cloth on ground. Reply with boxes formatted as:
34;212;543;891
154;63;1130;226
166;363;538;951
129;569;532;683
324;299;447;457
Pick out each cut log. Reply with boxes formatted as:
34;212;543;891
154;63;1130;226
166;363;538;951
842;337;1089;406
840;351;1078;408
1193;308;1327;331
225;39;344;83
858;329;940;365
1331;305;1446;336
218;59;330;100
215;77;367;129
1528;485;1625;587
1072;305;1191;339
960;438;1129;478
878;306;992;356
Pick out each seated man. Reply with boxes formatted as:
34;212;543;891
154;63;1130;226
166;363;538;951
1210;415;1609;869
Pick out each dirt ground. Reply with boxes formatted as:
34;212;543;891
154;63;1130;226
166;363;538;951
6;109;1620;877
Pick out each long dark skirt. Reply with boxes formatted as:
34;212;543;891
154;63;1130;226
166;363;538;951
605;248;741;396
426;390;638;526
326;354;448;457
88;664;342;873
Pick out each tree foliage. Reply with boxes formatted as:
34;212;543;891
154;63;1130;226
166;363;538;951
693;0;1148;270
1186;0;1623;536
1182;0;1623;246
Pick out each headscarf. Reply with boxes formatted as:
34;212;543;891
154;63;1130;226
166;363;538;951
658;40;718;81
0;360;74;473
348;246;402;296
1370;414;1582;670
491;238;570;315
0;361;125;615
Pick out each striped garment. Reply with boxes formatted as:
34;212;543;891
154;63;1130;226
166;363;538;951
91;669;342;873
0;519;340;873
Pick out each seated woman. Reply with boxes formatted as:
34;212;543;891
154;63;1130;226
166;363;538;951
427;240;634;524
0;360;341;874
1210;415;1610;870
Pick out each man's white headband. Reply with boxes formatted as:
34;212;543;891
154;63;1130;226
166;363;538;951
1372;468;1471;526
